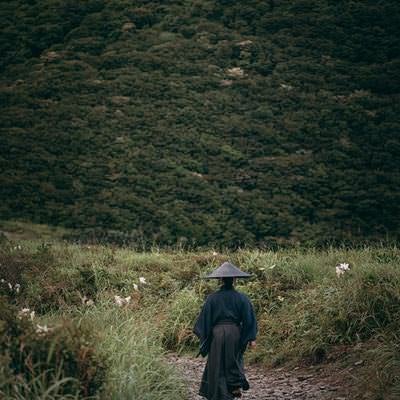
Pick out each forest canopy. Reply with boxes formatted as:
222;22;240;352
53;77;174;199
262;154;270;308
1;0;399;247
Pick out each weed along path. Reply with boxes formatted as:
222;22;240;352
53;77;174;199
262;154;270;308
167;354;347;400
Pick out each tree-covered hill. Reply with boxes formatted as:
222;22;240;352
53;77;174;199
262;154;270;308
1;0;399;247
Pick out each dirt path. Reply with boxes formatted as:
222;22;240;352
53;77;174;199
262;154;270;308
167;354;348;400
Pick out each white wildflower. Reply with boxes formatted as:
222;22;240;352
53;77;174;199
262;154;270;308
81;295;94;306
338;262;350;270
212;251;218;256
18;308;31;319
133;283;138;291
336;262;351;277
15;283;21;293
114;295;124;306
277;296;285;302
36;324;50;334
18;308;35;320
0;278;5;283
139;277;147;284
114;295;131;306
336;267;344;277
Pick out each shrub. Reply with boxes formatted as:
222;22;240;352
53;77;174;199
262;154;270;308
0;242;135;311
0;297;106;399
248;259;400;366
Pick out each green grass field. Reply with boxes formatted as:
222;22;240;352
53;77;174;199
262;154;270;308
1;236;399;399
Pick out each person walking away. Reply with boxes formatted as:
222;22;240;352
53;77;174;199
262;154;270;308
194;262;257;399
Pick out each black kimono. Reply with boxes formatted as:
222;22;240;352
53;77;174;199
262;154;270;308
194;286;257;400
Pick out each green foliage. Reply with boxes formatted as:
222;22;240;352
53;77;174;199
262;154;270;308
162;289;203;352
0;298;105;399
81;306;186;400
1;239;400;399
228;248;400;367
0;241;139;311
1;1;400;247
358;330;400;400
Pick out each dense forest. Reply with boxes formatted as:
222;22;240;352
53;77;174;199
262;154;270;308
1;0;399;247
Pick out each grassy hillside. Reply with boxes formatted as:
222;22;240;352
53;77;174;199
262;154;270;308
1;0;400;247
1;239;399;398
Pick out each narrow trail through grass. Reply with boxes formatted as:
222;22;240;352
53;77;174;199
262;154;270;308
167;354;350;400
1;240;399;399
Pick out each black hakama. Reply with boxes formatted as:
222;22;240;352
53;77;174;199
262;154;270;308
194;286;257;400
199;322;249;400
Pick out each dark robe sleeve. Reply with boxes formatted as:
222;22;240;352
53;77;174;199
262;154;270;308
240;295;257;352
193;296;213;357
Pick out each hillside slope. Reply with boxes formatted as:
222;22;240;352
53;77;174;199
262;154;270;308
1;0;399;246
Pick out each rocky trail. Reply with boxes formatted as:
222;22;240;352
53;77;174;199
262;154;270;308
167;354;350;400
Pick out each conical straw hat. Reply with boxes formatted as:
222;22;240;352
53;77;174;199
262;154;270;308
205;262;251;279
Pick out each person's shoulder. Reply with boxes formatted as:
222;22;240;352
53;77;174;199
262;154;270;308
234;289;252;302
205;290;219;303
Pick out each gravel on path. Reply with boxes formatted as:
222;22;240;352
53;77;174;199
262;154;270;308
167;354;348;400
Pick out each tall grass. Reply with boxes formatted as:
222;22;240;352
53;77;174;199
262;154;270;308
73;306;186;400
1;367;82;400
358;330;400;400
1;240;399;399
161;288;203;353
